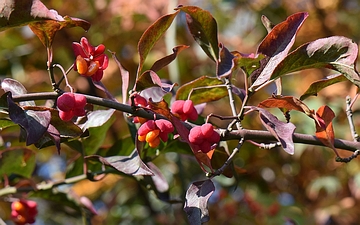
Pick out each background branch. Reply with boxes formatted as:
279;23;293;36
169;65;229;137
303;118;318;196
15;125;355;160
11;92;360;153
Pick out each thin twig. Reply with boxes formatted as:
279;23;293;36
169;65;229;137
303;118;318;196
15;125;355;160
224;78;242;130
346;95;359;142
247;140;282;149
209;138;244;178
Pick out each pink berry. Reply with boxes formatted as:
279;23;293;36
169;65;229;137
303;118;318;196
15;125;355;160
73;107;86;117
200;141;212;153
74;93;87;108
59;110;74;121
188;109;198;121
189;126;204;145
57;93;75;112
183;100;195;114
159;132;169;142
210;130;220;143
138;120;156;136
155;119;174;133
171;100;185;114
201;123;214;138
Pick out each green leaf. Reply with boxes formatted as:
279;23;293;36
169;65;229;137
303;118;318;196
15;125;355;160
300;74;348;100
176;76;227;105
233;52;266;77
107;136;135;156
0;118;16;130
270;36;360;86
178;5;219;61
137;10;179;76
0;148;36;178
30;189;81;213
80;109;116;155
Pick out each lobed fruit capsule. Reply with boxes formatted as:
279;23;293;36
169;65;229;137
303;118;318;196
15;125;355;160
188;123;220;153
57;93;75;112
58;93;87;121
137;119;174;148
11;200;38;225
171;100;198;121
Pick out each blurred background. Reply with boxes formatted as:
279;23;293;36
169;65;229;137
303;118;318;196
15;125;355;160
2;0;360;224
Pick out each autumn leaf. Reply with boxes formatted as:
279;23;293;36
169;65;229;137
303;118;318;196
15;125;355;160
250;12;308;89
258;95;325;127
315;105;338;156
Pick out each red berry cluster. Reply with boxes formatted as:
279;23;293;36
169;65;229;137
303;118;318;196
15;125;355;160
138;119;174;148
171;100;198;121
11;200;38;225
189;123;220;153
132;94;148;124
57;92;87;121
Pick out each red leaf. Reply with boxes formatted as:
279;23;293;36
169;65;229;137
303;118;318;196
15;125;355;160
150;45;189;72
258;95;324;127
250;12;308;89
315;105;336;153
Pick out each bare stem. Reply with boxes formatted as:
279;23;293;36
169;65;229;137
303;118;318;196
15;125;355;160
10;92;360;153
209;138;244;178
346;95;360;142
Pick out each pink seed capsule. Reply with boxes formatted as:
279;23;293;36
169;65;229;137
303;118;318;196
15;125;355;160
138;120;156;136
171;100;185;114
201;123;214;138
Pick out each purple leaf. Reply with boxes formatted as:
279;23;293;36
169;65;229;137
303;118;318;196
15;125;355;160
137;10;179;76
1;78;35;106
271;36;360;86
184;179;215;225
250;12;308;89
80;109;115;131
216;43;234;78
254;107;296;155
7;94;50;145
231;85;246;102
47;124;61;153
111;51;130;104
135;70;176;92
92;81;117;101
178;5;219;61
100;149;153;176
147;162;169;193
